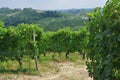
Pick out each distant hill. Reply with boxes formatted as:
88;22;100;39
0;7;93;31
0;8;63;26
57;8;93;15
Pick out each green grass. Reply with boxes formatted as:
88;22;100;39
0;52;85;75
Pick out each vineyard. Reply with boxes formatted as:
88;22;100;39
0;0;120;80
0;23;87;69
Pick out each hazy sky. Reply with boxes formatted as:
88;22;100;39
0;0;107;10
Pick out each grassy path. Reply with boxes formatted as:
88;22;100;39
0;61;92;80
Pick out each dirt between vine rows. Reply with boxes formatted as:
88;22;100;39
0;62;92;80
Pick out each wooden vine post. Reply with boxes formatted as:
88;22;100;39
33;30;39;71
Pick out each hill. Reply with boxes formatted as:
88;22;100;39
0;7;93;31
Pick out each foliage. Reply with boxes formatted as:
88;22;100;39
86;0;120;79
0;23;42;70
50;28;73;53
72;27;88;53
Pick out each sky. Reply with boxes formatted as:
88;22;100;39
0;0;107;10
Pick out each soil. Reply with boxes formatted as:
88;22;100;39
0;62;92;80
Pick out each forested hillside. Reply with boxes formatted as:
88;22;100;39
0;7;92;31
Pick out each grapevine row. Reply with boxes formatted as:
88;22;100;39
0;23;87;71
